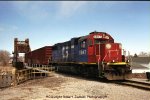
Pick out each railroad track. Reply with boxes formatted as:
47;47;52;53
114;80;150;91
53;72;150;91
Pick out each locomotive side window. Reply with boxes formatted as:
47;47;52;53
80;40;86;48
88;40;92;46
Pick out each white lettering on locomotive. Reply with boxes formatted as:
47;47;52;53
79;50;86;55
93;35;102;39
104;36;109;39
71;45;74;49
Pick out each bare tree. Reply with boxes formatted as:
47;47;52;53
133;53;138;57
138;51;148;57
0;50;10;66
148;52;150;57
139;51;150;57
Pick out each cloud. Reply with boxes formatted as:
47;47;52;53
0;24;19;34
10;1;133;21
11;1;89;20
57;1;130;18
58;1;88;18
12;1;51;21
12;1;119;20
11;25;18;31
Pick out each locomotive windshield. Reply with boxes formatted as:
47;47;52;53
94;39;109;44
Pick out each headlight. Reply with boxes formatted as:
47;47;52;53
112;60;115;62
119;44;122;49
106;44;111;49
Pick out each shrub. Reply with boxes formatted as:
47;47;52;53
0;50;10;66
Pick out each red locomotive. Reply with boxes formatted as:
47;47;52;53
51;31;132;80
25;31;132;80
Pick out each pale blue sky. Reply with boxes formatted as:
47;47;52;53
0;1;149;55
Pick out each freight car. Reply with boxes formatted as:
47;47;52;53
25;46;52;66
50;31;132;80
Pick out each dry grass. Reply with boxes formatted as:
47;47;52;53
132;73;147;79
0;66;15;72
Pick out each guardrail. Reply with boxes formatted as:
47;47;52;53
16;69;32;84
16;66;55;84
0;66;55;88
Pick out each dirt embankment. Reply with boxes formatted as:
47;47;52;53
132;73;147;79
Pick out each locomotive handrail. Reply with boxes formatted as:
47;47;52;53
102;51;109;62
127;52;133;67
